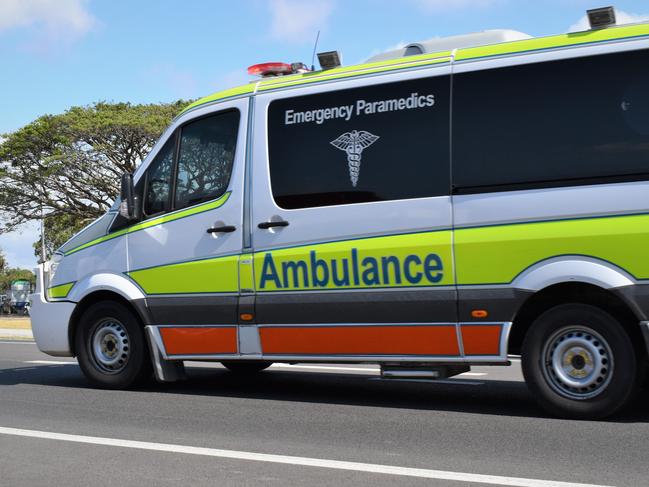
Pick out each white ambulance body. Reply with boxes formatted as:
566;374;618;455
31;20;649;419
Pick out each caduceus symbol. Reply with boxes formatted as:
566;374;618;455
330;130;380;187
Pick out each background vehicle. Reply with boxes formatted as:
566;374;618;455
30;15;649;419
2;280;32;315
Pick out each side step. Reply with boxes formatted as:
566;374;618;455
380;365;470;380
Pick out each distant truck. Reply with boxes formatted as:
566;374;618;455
2;280;33;315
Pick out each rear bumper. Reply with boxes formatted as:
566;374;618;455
30;265;75;357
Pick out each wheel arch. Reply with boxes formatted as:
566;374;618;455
68;290;151;356
508;281;646;365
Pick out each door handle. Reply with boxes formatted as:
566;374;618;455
258;220;289;229
207;225;236;234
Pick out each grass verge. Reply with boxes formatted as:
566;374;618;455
0;317;32;330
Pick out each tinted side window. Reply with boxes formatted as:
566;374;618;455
453;49;649;191
144;137;175;216
174;111;240;210
268;76;450;209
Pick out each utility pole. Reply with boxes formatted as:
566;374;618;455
40;207;46;264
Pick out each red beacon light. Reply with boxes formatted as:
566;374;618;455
247;62;310;78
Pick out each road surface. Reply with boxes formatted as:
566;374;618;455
1;341;648;486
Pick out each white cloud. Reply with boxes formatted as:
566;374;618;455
268;0;333;43
568;10;649;33
0;0;95;53
412;0;500;13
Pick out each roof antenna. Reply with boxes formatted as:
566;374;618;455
310;30;321;71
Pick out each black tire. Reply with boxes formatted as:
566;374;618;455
221;361;272;374
522;303;639;419
75;300;151;389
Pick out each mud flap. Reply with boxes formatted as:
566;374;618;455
145;326;186;383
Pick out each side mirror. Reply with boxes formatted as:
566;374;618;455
119;172;136;220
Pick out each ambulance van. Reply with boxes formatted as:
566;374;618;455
30;18;649;419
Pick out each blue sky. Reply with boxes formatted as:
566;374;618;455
1;0;649;270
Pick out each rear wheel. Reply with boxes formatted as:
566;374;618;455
75;300;151;389
522;303;639;419
221;361;272;374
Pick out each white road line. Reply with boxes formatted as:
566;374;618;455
25;360;75;365
0;426;611;487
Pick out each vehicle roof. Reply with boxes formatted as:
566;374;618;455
181;22;649;116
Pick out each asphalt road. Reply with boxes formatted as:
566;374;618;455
1;340;648;487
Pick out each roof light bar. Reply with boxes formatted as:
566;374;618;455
587;6;616;30
247;62;311;78
247;62;293;77
290;62;311;74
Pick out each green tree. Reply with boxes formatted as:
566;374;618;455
32;214;89;260
0;268;35;292
0;100;190;258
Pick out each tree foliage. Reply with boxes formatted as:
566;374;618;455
32;213;89;260
0;249;33;290
0;268;34;291
0;100;189;255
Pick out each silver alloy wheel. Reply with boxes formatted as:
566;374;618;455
90;319;130;374
542;326;613;400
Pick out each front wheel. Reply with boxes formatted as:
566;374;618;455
75;300;151;389
522;303;639;419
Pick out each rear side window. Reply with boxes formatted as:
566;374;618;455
453;49;649;192
268;76;451;209
174;110;240;210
